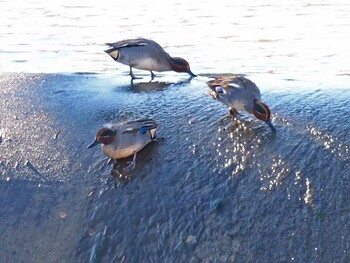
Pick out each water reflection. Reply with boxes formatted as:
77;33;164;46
212;116;267;176
307;125;350;164
129;76;194;93
211;114;315;205
130;80;172;93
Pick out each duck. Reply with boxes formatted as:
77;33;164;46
207;76;276;131
87;119;158;169
105;38;196;79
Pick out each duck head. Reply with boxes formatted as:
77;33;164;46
252;99;276;132
87;128;116;148
170;57;196;77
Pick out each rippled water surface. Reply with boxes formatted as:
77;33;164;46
1;0;350;262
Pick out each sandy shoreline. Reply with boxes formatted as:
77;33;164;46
0;73;103;262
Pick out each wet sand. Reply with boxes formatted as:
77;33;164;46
1;72;350;262
0;73;96;262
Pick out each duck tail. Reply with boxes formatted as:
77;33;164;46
139;119;158;139
105;48;119;60
149;127;157;140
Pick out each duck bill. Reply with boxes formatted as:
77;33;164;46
87;139;99;149
187;69;197;77
266;120;276;132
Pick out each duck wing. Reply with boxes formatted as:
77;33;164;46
123;119;158;131
106;38;151;49
220;77;260;99
234;77;261;99
105;119;157;134
122;119;158;140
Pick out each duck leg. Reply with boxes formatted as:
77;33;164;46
229;107;239;117
125;151;137;171
129;67;141;79
150;71;156;80
219;107;239;130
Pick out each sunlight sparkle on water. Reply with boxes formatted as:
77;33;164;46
307;125;350;163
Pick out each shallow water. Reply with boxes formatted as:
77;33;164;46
1;0;350;262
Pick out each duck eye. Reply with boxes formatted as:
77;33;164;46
172;58;186;67
100;129;116;137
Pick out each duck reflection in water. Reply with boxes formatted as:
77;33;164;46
128;76;194;93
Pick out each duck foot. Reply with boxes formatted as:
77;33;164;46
152;136;165;143
124;151;137;171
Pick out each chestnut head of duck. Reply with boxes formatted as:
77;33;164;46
170;57;196;77
87;128;116;148
253;99;276;132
